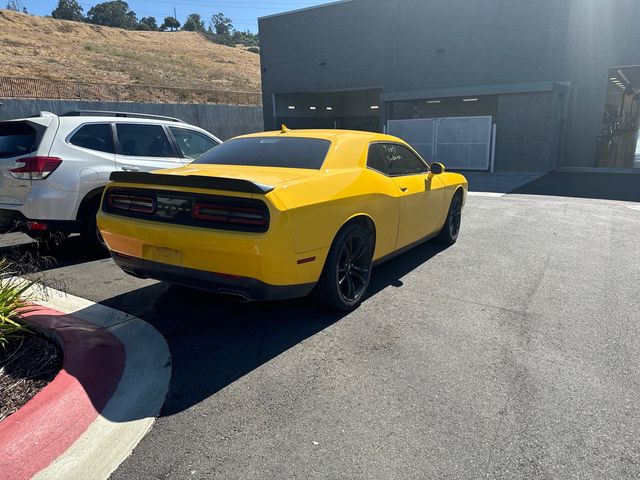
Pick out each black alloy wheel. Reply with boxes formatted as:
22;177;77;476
336;232;371;303
449;194;462;239
314;222;374;311
437;192;463;245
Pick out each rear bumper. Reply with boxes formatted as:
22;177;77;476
0;208;81;235
112;252;315;301
98;210;329;287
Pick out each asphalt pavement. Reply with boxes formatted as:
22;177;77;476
4;189;640;479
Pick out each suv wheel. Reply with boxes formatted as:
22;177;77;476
27;232;68;250
82;202;108;252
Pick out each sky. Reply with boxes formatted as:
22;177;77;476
23;0;337;33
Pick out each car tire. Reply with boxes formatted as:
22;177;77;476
437;191;463;245
82;202;108;253
314;222;374;312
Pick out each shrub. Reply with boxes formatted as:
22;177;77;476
183;13;204;32
202;31;235;47
138;16;158;31
0;260;34;348
160;16;180;32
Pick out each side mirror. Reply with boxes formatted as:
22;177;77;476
430;162;445;175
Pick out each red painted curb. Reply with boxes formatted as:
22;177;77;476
0;306;126;480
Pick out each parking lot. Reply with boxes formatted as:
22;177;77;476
5;185;640;479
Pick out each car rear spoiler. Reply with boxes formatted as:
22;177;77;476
109;172;274;194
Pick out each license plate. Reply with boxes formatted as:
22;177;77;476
143;246;184;266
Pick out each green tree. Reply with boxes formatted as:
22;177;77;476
87;0;137;29
160;16;180;31
210;12;233;36
138;16;158;31
233;29;259;47
51;0;84;22
182;13;204;32
6;0;27;13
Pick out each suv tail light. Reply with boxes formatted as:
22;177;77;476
193;202;268;227
107;193;155;214
9;156;62;180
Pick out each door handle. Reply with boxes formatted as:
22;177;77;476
121;165;140;172
399;186;408;192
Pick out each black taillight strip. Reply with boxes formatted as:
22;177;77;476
103;187;270;233
193;202;267;226
107;194;156;214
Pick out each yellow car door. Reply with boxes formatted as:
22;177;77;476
372;143;445;249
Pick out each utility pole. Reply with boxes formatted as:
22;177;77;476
173;5;177;20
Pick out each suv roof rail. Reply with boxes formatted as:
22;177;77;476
60;110;185;123
28;111;57;118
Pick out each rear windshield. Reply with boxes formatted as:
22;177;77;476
194;137;331;170
0;122;38;158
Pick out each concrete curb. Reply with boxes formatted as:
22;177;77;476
0;282;171;480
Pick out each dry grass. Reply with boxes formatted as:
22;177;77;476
0;9;261;93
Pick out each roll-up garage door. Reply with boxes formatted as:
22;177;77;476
387;116;493;170
384;118;436;162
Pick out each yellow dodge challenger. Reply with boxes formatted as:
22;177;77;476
97;128;467;311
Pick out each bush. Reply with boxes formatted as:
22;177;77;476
160;16;180;31
183;13;204;32
247;46;260;54
202;31;235;47
233;30;259;47
138;16;158;31
0;261;34;348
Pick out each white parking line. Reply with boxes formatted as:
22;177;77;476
467;191;506;197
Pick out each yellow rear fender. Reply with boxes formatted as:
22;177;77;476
340;213;377;250
279;169;399;258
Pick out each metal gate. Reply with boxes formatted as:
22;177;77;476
387;116;494;170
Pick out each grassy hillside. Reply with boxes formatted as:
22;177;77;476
0;9;261;93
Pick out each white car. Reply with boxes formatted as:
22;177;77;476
0;111;221;249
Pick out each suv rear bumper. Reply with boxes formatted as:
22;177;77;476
0;208;81;235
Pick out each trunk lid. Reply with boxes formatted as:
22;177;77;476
154;164;319;190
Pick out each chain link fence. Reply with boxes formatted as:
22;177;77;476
0;77;262;106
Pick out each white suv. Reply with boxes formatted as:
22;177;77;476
0;111;221;248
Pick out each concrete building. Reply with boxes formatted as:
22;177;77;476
258;0;640;172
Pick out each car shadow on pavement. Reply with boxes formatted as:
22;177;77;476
0;235;109;275
97;239;450;420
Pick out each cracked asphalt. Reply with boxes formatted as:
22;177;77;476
6;188;640;479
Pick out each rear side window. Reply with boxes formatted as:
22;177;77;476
116;124;174;158
0;122;38;158
367;143;429;176
195;137;331;170
169;127;219;160
69;123;114;153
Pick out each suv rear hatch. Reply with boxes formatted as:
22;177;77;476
0;117;54;205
